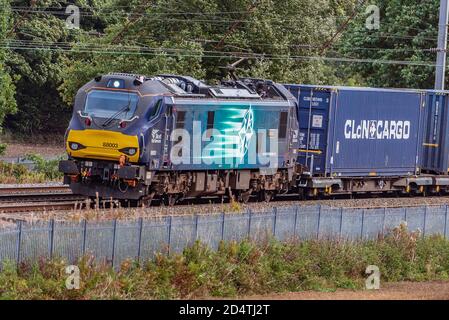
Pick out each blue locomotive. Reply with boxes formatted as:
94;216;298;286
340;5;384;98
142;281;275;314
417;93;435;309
59;73;301;205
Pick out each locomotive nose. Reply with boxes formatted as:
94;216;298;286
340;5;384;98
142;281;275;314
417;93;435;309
66;129;139;163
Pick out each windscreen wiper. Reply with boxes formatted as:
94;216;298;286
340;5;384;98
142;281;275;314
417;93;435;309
102;101;131;128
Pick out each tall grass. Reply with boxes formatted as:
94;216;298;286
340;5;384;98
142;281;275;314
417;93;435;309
0;154;63;183
1;224;448;299
0;161;46;184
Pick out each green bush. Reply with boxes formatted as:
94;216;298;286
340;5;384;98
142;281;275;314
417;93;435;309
0;143;6;156
0;161;45;183
1;225;449;300
24;153;63;181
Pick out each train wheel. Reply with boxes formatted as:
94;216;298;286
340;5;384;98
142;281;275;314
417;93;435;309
141;192;155;208
263;191;273;203
162;194;178;206
239;190;252;204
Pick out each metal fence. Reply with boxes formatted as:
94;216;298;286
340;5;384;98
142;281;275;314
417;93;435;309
1;204;448;268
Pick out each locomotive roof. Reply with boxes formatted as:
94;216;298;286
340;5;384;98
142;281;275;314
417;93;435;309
88;73;295;101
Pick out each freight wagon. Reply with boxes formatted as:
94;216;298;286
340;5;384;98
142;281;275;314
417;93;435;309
284;84;449;197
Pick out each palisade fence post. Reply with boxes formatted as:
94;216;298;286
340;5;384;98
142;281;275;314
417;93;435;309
293;206;299;239
273;207;278;239
137;217;143;263
316;205;322;240
111;219;117;268
423;206;428;238
16;221;23;267
221;212;225;242
167;216;172;256
382;207;387;236
360;209;365;240
82;219;87;255
194;214;199;242
445;205;448;239
339;207;344;239
48;219;55;259
247;209;252;240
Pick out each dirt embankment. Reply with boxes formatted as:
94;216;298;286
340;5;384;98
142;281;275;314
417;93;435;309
1;143;65;159
240;281;449;300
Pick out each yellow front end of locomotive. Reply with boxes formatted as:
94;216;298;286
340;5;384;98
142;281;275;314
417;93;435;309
66;129;140;163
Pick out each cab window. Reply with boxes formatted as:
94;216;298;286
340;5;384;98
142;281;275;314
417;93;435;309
84;90;138;119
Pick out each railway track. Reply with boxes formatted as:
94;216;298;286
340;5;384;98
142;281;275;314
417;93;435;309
0;184;448;215
0;185;70;194
0;185;87;213
0;185;85;203
0;201;81;213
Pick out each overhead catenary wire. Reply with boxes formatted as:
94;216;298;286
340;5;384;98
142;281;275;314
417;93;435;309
10;5;439;34
2;34;439;59
0;43;436;67
190;38;438;53
0;38;434;55
9;4;441;34
4;4;440;68
9;9;442;43
9;4;442;32
8;7;441;30
3;37;439;55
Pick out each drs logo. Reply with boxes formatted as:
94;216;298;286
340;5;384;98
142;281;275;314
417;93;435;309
103;142;118;149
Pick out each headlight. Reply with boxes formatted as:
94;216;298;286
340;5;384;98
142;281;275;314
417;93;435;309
68;142;86;151
106;79;125;89
119;147;137;156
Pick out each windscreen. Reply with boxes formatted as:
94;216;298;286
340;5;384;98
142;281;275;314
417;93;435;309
84;90;139;119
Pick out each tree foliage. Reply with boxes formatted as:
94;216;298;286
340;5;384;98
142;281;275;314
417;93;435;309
2;0;444;136
4;0;357;134
59;0;356;104
339;0;440;89
0;0;17;132
4;0;90;135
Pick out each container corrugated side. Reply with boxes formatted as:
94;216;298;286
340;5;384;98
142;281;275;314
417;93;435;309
326;88;424;177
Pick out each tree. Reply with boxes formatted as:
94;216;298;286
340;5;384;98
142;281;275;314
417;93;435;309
59;0;357;102
0;0;17;130
2;0;358;136
338;0;440;89
4;0;110;135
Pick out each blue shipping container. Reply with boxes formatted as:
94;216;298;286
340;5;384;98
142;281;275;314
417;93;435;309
421;91;449;174
284;84;425;177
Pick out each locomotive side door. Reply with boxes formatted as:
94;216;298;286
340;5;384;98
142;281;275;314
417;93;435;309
146;99;171;170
